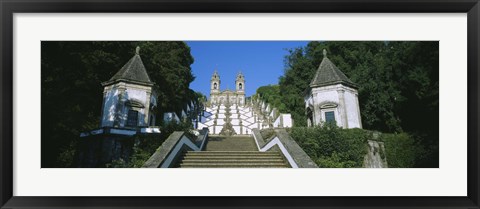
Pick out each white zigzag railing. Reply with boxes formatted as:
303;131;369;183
251;128;318;168
142;128;208;168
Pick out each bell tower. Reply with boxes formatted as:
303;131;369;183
210;69;221;105
235;71;245;92
235;71;246;106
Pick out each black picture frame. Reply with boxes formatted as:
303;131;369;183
1;0;479;208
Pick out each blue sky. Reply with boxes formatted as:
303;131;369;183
187;41;308;98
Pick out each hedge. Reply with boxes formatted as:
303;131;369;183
288;124;418;168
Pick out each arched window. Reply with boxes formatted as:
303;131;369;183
239;83;243;90
214;83;217;89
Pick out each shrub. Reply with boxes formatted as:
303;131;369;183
259;128;276;141
289;124;370;168
378;132;416;168
106;120;195;168
128;134;166;167
289;124;418;168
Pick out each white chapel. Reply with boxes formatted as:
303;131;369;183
100;46;158;128
304;49;362;128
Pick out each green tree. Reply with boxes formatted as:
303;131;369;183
136;42;195;116
278;47;316;127
41;41;196;167
255;85;287;112
277;41;438;167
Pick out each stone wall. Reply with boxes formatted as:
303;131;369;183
76;132;161;167
77;134;133;167
363;140;388;168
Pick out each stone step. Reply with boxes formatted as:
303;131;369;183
180;163;288;168
181;159;285;163
186;151;279;154
185;152;281;157
183;155;283;159
177;141;289;168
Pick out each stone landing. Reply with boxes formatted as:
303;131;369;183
204;136;257;151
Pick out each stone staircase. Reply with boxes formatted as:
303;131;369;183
179;151;288;168
177;136;290;168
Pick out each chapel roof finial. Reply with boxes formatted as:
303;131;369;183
308;48;357;89
104;45;152;86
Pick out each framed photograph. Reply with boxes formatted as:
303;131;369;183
1;0;479;208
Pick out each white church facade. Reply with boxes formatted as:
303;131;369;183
209;70;246;106
304;49;362;129
195;69;293;135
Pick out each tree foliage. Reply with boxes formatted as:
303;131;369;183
41;41;196;167
256;85;287;112
261;41;438;167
